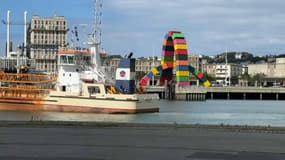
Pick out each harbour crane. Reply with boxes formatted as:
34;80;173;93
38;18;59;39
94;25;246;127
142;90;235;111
2;10;29;57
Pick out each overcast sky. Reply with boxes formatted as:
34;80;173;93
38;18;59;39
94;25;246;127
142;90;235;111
1;0;285;57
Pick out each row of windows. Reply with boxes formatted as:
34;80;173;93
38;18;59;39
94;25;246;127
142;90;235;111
33;37;66;41
36;64;56;71
33;54;56;59
33;34;66;38
32;30;66;34
107;61;161;66
31;40;66;45
32;25;66;30
33;20;66;25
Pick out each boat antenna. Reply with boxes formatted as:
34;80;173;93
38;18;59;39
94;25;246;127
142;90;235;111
89;0;102;46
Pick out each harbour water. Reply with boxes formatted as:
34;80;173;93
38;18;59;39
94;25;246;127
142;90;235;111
0;100;285;127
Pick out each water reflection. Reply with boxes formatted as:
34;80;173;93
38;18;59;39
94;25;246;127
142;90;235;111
0;100;285;127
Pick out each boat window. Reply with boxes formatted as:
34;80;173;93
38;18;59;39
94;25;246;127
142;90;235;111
68;56;74;64
60;55;68;64
88;86;101;94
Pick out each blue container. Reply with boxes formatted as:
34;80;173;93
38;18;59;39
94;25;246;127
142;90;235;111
146;71;154;78
118;58;136;71
188;65;195;73
176;65;189;71
115;80;135;94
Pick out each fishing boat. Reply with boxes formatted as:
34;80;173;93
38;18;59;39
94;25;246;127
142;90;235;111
0;49;160;114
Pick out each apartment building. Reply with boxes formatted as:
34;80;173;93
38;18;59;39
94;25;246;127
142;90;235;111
210;63;243;86
188;55;200;70
247;58;285;78
135;57;160;73
27;15;67;72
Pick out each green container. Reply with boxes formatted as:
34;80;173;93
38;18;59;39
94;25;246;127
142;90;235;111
194;68;199;75
172;33;185;40
175;54;188;60
163;45;174;51
176;76;189;81
161;56;174;62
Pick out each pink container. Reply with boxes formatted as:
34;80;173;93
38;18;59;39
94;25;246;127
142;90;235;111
174;39;186;44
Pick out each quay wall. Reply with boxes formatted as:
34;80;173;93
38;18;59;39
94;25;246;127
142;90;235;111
144;86;285;101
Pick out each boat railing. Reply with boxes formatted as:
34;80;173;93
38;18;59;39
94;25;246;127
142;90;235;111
0;71;57;99
0;72;58;84
0;87;50;99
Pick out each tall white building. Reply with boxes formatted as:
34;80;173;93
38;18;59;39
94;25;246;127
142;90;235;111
28;15;67;72
215;64;243;86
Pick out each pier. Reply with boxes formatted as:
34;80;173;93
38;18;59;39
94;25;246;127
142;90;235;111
144;85;285;101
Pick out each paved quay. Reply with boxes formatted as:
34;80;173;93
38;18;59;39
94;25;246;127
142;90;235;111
1;121;285;160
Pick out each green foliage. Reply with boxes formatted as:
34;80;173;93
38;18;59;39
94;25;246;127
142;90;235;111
205;52;278;64
252;73;266;81
276;54;285;58
240;73;266;82
204;73;215;81
109;55;122;58
240;73;250;80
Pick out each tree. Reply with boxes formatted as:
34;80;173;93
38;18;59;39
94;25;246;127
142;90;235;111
240;73;250;80
252;73;266;81
204;73;215;81
251;73;266;86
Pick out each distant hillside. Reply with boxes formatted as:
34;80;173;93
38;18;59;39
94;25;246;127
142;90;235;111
204;52;282;64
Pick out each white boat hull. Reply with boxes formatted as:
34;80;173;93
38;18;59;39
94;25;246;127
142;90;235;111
0;94;160;114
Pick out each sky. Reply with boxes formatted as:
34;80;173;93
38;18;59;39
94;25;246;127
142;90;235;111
1;0;285;57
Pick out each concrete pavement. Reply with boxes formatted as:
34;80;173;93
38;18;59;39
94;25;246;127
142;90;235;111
0;122;285;159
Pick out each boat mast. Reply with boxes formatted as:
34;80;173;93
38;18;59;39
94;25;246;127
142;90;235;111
225;49;228;86
89;0;103;68
6;10;10;57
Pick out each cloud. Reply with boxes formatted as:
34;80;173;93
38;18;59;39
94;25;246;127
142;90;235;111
1;0;285;56
101;0;285;56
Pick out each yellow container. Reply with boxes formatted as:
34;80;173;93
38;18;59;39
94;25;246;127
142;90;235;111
151;68;159;75
203;80;211;87
176;71;189;76
174;44;187;50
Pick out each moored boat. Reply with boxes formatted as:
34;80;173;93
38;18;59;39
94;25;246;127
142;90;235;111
0;49;160;114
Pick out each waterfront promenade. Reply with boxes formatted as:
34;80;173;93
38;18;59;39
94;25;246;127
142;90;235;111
1;122;285;159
